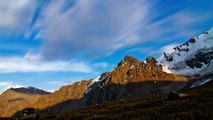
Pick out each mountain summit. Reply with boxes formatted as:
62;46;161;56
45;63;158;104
158;27;213;76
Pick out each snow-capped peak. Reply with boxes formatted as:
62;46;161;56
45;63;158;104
158;27;213;76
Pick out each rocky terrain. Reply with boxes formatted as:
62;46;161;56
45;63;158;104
83;56;188;105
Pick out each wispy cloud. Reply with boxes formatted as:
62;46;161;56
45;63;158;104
0;0;212;74
0;53;93;73
0;0;38;34
93;62;108;69
34;0;149;60
32;0;213;60
0;82;11;87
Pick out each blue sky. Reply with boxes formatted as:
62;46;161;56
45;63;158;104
0;0;213;93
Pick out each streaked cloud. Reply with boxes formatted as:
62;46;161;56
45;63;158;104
33;0;213;60
0;0;38;34
0;53;93;73
93;62;108;69
34;0;149;60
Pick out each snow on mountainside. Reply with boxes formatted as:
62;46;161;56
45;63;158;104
158;27;213;76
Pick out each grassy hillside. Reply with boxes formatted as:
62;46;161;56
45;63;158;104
41;80;213;120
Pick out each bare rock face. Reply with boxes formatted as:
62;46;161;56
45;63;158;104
0;87;49;117
108;56;184;84
84;56;188;105
30;80;91;112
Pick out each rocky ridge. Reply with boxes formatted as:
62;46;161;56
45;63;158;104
83;56;188;105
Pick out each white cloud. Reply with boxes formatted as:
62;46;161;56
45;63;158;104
0;53;93;73
0;81;25;94
0;0;212;62
32;0;213;60
0;82;11;87
93;62;108;69
0;0;37;34
35;0;149;59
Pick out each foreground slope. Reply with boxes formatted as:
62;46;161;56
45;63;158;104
41;77;213;120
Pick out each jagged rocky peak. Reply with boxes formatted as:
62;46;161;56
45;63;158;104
123;55;138;62
87;55;185;90
146;56;157;64
117;55;139;67
158;27;213;76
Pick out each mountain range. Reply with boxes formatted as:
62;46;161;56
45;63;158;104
0;27;212;118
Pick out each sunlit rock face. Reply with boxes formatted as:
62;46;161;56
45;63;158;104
84;56;187;105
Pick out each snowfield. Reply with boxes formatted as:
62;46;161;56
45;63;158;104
158;27;213;76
